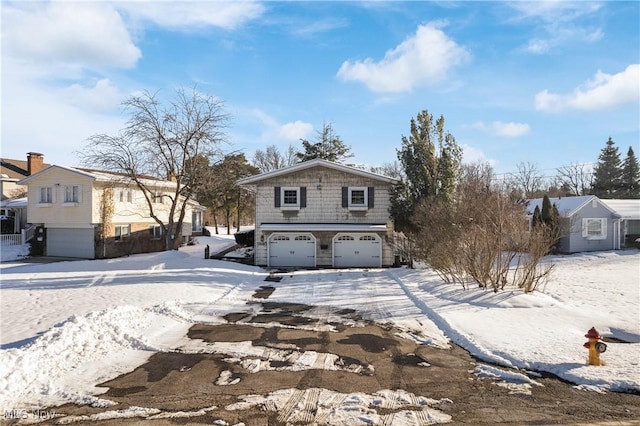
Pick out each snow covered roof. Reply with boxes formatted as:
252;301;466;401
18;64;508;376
600;199;640;219
238;159;399;185
0;197;27;208
18;165;178;188
525;195;616;217
259;223;389;232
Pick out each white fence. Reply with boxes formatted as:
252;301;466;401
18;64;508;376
0;225;37;246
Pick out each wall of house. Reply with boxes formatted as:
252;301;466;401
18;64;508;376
25;169;94;228
251;165;397;267
566;201;616;253
254;166;393;225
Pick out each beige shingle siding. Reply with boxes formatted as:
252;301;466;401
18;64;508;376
255;166;392;224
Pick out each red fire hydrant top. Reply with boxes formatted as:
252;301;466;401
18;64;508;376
585;327;602;339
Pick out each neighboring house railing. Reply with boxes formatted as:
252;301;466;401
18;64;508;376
0;224;36;246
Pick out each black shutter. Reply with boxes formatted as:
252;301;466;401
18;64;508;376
342;187;348;208
274;187;281;207
368;187;375;209
300;187;307;208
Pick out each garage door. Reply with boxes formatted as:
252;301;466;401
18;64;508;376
268;233;316;268
333;233;381;268
47;228;95;259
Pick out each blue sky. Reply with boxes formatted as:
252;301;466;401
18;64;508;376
2;1;639;177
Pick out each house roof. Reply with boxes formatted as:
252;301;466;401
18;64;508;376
525;195;616;217
237;159;400;185
600;199;640;220
18;165;178;188
0;197;27;208
0;158;51;180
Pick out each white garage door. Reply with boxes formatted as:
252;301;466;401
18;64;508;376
47;228;95;259
268;233;316;268
333;233;381;268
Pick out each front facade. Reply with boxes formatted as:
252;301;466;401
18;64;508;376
527;195;621;253
238;159;399;268
18;165;204;259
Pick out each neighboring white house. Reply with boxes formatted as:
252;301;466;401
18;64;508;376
18;165;205;259
526;195;638;253
238;159;400;268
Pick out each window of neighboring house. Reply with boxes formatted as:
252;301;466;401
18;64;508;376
582;218;607;240
118;188;132;203
39;186;53;204
64;185;80;203
114;224;130;241
191;210;202;232
149;224;162;238
274;186;306;210
342;186;374;210
153;191;164;204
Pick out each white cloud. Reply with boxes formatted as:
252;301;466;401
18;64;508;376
277;121;314;142
508;2;604;54
60;79;123;112
461;144;496;166
2;2;141;72
535;64;640;112
336;21;470;93
472;121;531;138
117;1;265;31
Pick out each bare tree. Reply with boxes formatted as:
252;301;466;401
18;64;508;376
508;161;545;199
252;144;298;172
80;87;228;251
555;162;593;196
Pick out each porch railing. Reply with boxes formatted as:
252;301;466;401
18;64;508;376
0;224;37;246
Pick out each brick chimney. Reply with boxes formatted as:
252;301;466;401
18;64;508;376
27;152;44;175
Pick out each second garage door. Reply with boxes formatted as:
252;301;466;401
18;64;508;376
268;233;316;268
333;233;382;268
47;227;95;259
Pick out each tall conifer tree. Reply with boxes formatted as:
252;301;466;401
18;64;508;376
621;146;640;198
591;137;622;198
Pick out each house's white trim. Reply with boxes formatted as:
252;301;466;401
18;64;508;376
238;158;399;185
260;223;388;232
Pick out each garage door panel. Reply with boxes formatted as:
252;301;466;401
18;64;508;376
333;233;381;268
47;228;95;259
268;233;316;267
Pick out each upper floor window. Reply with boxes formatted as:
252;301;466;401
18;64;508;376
343;186;374;210
64;185;80;203
39;186;53;204
118;188;132;203
153;191;164;204
274;186;306;210
582;218;607;240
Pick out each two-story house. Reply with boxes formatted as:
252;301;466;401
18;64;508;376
238;159;400;268
18;165;205;259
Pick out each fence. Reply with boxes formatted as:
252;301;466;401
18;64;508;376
0;224;37;246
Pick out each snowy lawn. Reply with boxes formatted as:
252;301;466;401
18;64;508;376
0;234;638;415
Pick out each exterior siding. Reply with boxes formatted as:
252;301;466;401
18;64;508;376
249;164;397;268
26;169;94;228
254;166;392;225
566;201;616;253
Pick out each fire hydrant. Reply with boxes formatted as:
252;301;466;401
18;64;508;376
583;327;607;366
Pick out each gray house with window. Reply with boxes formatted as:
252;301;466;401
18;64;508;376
526;195;622;254
238;159;400;268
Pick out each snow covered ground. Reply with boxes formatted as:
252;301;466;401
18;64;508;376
0;232;638;423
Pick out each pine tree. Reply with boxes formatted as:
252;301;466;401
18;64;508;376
620;146;640;198
591;137;622;198
390;109;462;232
541;194;553;225
296;122;353;163
531;205;542;228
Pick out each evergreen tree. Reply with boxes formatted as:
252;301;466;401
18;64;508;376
591;137;622;198
531;205;542;228
541;195;553;225
620;146;640;198
296;122;353;163
390;109;462;232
